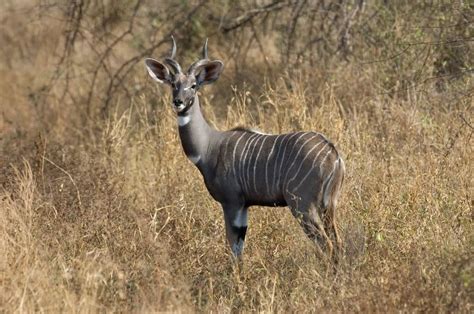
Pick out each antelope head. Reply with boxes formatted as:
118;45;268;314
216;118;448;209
145;36;224;114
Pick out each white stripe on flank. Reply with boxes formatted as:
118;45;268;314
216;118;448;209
273;133;299;195
292;143;328;191
178;115;191;126
248;135;265;192
319;148;333;175
253;135;269;193
238;134;253;187
286;140;325;187
265;135;281;196
276;132;307;191
283;134;319;185
244;134;262;193
240;133;260;189
232;132;248;179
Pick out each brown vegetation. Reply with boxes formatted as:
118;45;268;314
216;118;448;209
1;0;472;312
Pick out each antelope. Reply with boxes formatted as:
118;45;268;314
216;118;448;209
144;37;345;260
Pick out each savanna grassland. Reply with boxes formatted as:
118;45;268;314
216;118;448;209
1;1;473;312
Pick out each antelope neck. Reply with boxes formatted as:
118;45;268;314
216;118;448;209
177;95;214;165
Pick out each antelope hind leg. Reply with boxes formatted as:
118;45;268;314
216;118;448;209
323;205;342;261
288;202;332;257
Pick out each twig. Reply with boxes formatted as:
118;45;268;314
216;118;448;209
42;156;82;209
85;0;143;116
250;20;272;71
222;1;288;33
286;0;307;65
459;114;474;131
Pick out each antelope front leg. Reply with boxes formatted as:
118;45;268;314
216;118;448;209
222;204;248;258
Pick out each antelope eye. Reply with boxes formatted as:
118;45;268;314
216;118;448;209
191;83;197;89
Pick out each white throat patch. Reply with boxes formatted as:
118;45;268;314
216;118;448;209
178;115;191;126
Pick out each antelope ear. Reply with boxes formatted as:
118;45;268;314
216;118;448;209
145;58;171;84
195;60;224;85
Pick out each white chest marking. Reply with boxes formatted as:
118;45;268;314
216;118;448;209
188;155;201;164
178;115;191;126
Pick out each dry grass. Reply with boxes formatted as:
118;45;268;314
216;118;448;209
1;1;473;312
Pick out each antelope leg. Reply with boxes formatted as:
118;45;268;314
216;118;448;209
222;204;248;258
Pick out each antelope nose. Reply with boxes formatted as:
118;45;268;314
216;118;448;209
173;99;183;107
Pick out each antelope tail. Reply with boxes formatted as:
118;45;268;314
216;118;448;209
322;156;345;211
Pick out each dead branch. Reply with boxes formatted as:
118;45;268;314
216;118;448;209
222;1;289;33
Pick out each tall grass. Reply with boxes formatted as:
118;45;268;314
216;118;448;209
2;80;472;311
